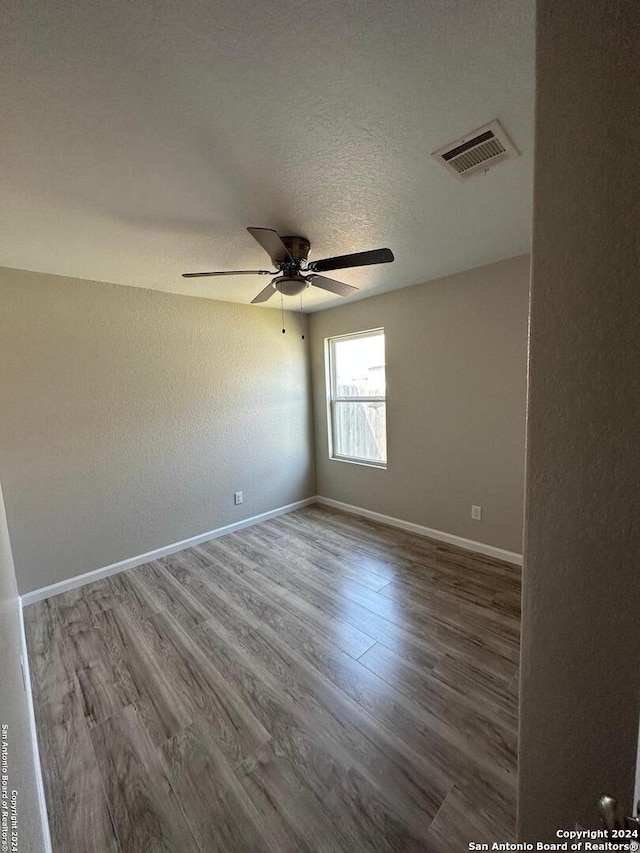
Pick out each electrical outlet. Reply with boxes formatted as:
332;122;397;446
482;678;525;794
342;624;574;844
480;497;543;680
471;505;482;521
234;491;243;505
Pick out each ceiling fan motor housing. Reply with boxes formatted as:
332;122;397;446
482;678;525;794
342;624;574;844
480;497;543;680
272;236;311;295
279;236;310;263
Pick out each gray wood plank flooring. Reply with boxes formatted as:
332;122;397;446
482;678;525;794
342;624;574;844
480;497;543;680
24;504;520;852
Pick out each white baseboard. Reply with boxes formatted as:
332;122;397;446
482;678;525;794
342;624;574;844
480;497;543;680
20;492;521;607
315;496;523;566
20;497;316;606
18;604;53;853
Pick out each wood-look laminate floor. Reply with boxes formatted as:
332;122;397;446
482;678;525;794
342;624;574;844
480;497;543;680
25;505;520;853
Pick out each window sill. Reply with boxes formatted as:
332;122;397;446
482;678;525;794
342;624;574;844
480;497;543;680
329;455;387;470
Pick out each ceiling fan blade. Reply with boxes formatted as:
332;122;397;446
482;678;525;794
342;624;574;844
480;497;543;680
308;247;394;273
309;275;359;297
182;269;272;278
251;282;277;304
247;227;293;265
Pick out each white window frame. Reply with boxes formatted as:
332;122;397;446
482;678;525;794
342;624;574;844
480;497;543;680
326;328;387;469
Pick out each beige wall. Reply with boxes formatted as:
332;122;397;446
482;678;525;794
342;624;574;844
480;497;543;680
309;255;530;555
0;483;46;851
518;0;639;838
0;267;315;594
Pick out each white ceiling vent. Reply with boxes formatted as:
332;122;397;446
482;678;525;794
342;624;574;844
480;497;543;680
432;120;519;180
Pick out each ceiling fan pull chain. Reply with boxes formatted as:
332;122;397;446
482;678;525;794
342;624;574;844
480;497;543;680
300;293;305;339
281;292;286;334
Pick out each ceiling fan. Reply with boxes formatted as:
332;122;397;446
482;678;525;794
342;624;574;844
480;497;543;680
182;227;394;304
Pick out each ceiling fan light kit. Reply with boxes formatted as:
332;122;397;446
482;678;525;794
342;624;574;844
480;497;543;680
274;275;309;297
182;227;394;305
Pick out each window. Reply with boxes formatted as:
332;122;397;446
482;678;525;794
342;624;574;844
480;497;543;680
327;329;387;467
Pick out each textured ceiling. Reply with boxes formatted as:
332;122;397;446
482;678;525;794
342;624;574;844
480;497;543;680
1;0;535;311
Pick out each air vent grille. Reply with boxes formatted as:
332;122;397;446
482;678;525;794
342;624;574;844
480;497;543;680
432;120;518;179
